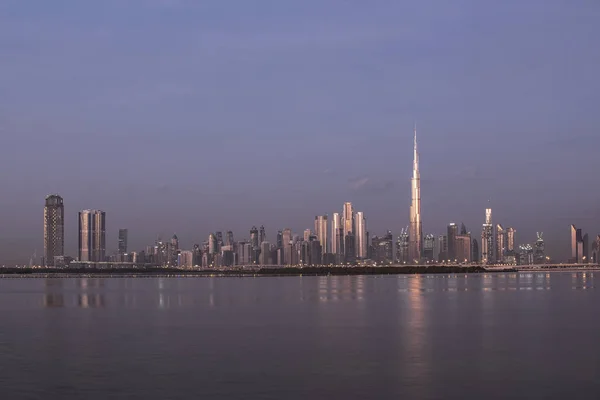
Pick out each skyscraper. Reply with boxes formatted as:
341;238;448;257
78;209;106;262
447;223;458;262
250;226;259;249
571;225;584;263
43;194;64;267
409;125;422;263
534;232;545;264
423;234;435;262
396;227;409;263
225;231;234;246
282;228;292;265
506;227;516;251
456;234;472;263
342;202;354;248
355;212;367;259
118;228;128;255
331;213;343;257
481;208;494;264
259;225;266;244
496;224;505;263
314;215;328;256
472;238;480;263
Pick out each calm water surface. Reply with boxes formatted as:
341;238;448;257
0;272;598;399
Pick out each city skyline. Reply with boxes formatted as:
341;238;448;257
0;1;599;264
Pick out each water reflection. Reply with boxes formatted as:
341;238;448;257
317;275;365;302
43;277;106;308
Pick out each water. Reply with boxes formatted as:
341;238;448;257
0;272;598;399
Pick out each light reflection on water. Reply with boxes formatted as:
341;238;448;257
20;272;596;310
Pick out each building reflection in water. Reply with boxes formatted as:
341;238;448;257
318;275;364;303
43;278;105;308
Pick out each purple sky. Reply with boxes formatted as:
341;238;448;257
0;0;599;264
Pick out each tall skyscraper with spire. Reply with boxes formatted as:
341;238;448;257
408;124;422;263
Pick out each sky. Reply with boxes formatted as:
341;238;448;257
0;0;599;264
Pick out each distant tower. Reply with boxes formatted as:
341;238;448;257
408;124;422;263
208;233;218;254
342;202;354;248
259;225;266;244
534;232;545;263
331;213;343;257
250;226;259;249
78;209;106;262
43;195;65;267
314;215;328;256
423;234;435;262
481;208;494;264
472;238;480;263
118;229;128;255
506;227;516;251
396;227;409;263
282;228;292;265
225;231;234;246
447;223;458;262
496;224;505;263
355;212;367;259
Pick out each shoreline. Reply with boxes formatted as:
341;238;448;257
0;265;505;278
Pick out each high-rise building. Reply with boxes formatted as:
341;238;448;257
43;195;64;267
342;202;354;251
118;228;128;255
472;238;480;263
344;233;356;263
438;235;448;262
250;226;259;249
447;223;458;262
276;230;283;249
259;241;271;265
481;208;494;264
423;234;435;262
178;251;193;268
282;229;292;265
215;231;223;247
519;244;534;265
456;234;472;263
592;235;600;264
225;231;234;246
534;232;545;264
496;224;505;263
208;233;218;254
237;242;251;265
355;212;367;259
583;233;589;263
571;225;584;263
314;215;328;256
373;231;393;264
259;226;266;244
78;209;106;262
331;213;343;257
396;227;409;263
506;227;516;251
409;125;422;263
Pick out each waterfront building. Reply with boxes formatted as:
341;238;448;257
78;209;106;262
314;215;328;255
447;223;458;262
118;228;128;255
208;233;218;255
481;208;494;264
373;231;393;264
283;229;292;265
342;202;354;254
534;232;545;264
178;251;193;268
331;213;343;257
355;212;367;259
396;227;409;263
43;194;64;267
259;225;266;244
456;234;472;263
472;238;480;263
237;242;251;265
571;225;585;263
438;235;448;262
496;224;505;263
592;236;600;264
250;226;259;249
225;231;234;246
260;241;271;265
423;234;435;262
506;227;516;251
518;244;534;265
408;125;422;262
